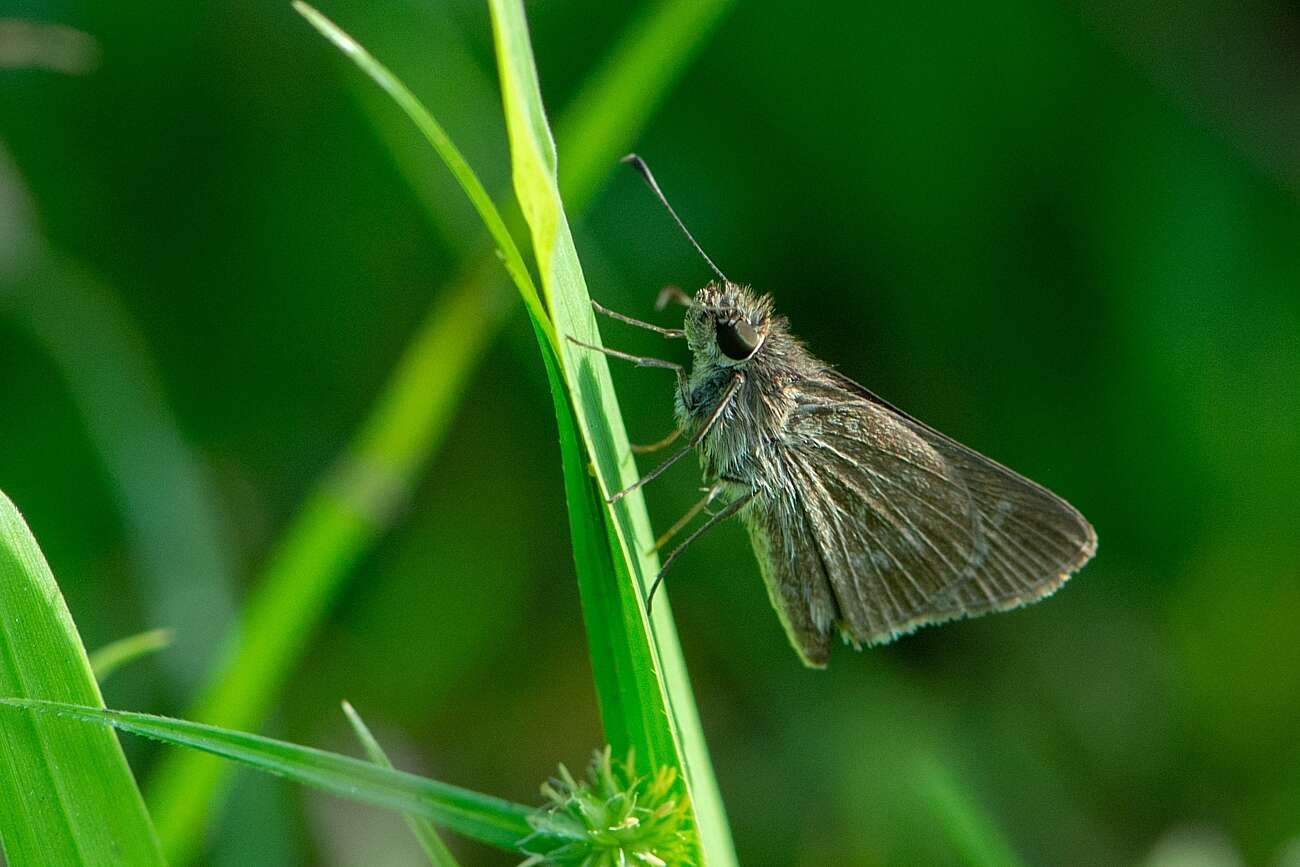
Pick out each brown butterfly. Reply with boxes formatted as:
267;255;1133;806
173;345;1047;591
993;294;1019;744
573;155;1096;668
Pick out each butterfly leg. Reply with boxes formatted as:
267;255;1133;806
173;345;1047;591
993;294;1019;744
564;335;691;454
648;481;726;554
591;299;684;339
647;487;754;614
608;373;743;504
630;427;681;454
654;285;691;310
564;335;689;394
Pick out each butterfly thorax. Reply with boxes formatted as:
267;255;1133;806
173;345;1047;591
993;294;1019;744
675;282;822;495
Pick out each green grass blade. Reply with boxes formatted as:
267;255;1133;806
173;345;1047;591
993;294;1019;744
536;331;679;789
146;5;550;854
555;0;735;208
145;1;731;859
0;491;166;866
292;1;554;350
10;260;239;698
2;699;537;853
914;755;1026;867
90;628;175;683
354;0;733;227
487;2;737;863
341;701;460;867
0;152;238;699
144;258;509;862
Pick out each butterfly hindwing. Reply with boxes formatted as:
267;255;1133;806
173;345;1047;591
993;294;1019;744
742;502;837;667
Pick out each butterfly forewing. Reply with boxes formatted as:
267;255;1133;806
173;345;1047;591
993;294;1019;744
747;367;1096;665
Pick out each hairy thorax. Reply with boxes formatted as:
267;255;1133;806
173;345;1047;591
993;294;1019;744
675;337;805;495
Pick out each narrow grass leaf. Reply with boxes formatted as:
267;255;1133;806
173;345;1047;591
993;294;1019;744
915;755;1026;867
293;1;553;349
0;491;165;866
0;153;238;699
146;6;551;858
341;701;460;867
144;258;510;862
487;2;737;863
145;1;732;859
90;628;175;683
6;699;539;853
555;0;735;208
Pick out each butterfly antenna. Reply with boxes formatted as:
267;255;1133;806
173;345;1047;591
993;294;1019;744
623;153;729;284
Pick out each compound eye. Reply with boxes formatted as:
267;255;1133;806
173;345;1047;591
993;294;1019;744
715;317;759;360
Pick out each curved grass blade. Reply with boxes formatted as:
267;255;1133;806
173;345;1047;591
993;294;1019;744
144;256;511;862
341;701;460;867
90;628;175;684
488;2;737;862
3;699;539;853
0;491;165;866
554;0;735;209
914;755;1026;867
0;151;238;700
147;5;551;857
145;1;733;859
293;0;553;350
7;260;239;698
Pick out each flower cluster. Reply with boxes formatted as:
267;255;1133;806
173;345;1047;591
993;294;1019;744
521;746;697;866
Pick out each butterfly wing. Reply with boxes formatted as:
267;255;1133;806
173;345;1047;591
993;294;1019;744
742;498;840;667
747;368;1096;666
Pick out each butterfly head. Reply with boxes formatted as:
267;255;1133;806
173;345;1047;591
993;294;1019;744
684;281;774;367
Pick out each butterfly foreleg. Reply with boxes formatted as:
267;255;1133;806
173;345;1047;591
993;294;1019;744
609;373;744;504
590;299;685;339
647;485;755;614
654;285;692;310
630;427;682;454
564;335;689;393
648;481;727;554
564;335;690;452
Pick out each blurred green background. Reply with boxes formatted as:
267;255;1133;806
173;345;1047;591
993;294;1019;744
3;0;1299;864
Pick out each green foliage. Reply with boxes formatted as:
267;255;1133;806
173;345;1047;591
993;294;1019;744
3;698;537;853
0;492;165;866
6;695;702;867
89;627;174;682
141;0;734;860
293;1;552;347
914;755;1025;867
488;1;735;862
144;6;549;853
342;700;460;867
9;0;1298;863
524;747;696;867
